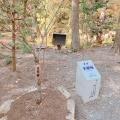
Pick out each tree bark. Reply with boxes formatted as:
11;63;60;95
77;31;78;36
113;29;120;54
118;11;120;27
96;32;103;44
12;0;16;71
71;0;80;50
24;0;27;19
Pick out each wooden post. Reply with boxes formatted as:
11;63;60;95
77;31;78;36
35;64;42;104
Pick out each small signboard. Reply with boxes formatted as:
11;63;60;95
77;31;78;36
76;60;101;103
52;33;66;46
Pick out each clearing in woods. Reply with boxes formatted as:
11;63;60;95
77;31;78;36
0;36;120;120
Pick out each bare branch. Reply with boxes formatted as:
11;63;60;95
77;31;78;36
44;0;65;36
15;18;22;20
0;14;33;52
37;0;65;60
0;42;12;50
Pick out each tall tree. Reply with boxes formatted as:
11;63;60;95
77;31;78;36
113;29;120;54
71;0;80;50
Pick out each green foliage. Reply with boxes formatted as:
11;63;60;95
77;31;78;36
71;47;77;52
20;28;29;35
80;0;104;15
22;40;30;53
103;17;117;30
80;18;91;24
0;32;2;37
92;2;104;10
34;20;39;25
22;47;30;53
51;0;70;37
15;40;30;52
82;6;91;15
82;43;91;49
10;42;15;47
14;7;19;13
15;42;21;49
0;53;4;59
0;46;5;49
5;57;12;65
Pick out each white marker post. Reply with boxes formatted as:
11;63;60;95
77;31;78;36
76;60;101;103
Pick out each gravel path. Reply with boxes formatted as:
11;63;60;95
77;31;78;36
42;46;120;120
0;45;120;120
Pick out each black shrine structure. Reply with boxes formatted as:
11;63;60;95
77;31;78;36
52;33;66;50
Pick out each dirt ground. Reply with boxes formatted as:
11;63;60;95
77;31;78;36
6;88;69;120
0;42;120;120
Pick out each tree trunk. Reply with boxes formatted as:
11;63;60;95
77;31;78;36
118;11;120;27
96;32;103;44
12;0;16;71
24;0;27;19
113;29;120;54
71;0;80;50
